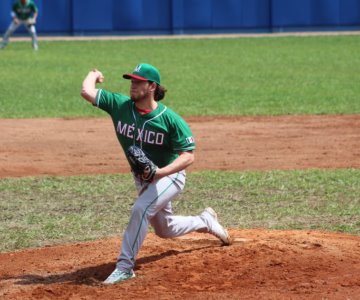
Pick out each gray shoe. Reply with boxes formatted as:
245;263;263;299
103;268;135;285
201;207;232;245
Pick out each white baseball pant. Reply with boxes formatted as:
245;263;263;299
2;20;38;49
116;170;209;271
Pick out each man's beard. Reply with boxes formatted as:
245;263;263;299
130;90;150;102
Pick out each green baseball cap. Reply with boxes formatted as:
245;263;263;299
123;63;161;85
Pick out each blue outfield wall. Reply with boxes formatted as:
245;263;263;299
0;0;359;35
272;0;360;29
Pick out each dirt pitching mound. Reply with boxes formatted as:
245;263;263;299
1;115;360;299
1;230;359;299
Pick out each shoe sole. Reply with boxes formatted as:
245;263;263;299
205;207;232;246
222;228;232;246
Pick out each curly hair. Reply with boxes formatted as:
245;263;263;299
154;84;167;101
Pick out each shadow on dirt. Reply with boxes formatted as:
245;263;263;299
2;245;214;286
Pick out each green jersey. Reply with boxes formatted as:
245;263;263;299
12;0;37;20
96;89;196;168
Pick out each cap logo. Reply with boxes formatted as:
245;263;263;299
134;65;142;72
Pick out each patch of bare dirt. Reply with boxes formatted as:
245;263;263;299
1;115;359;178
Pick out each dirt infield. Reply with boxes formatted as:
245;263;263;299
1;115;360;178
1;115;360;299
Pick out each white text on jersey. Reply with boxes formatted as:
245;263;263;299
117;121;165;145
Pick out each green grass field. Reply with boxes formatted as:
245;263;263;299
0;35;359;252
0;35;359;118
0;170;359;252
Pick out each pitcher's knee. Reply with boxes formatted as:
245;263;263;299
153;221;177;238
154;227;173;239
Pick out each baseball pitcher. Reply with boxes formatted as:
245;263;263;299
81;63;231;285
0;0;39;50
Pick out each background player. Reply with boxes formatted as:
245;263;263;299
0;0;39;50
80;63;231;284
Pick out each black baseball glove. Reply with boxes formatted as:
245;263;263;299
126;145;157;182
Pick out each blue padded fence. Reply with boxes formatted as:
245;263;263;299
0;0;359;35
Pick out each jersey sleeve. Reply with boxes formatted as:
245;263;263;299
95;89;129;115
170;117;196;152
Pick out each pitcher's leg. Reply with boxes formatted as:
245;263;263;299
152;207;231;244
151;208;208;238
150;195;231;244
116;174;183;271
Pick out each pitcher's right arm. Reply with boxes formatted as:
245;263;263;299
81;69;104;104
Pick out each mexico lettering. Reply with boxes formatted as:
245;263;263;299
117;121;164;145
